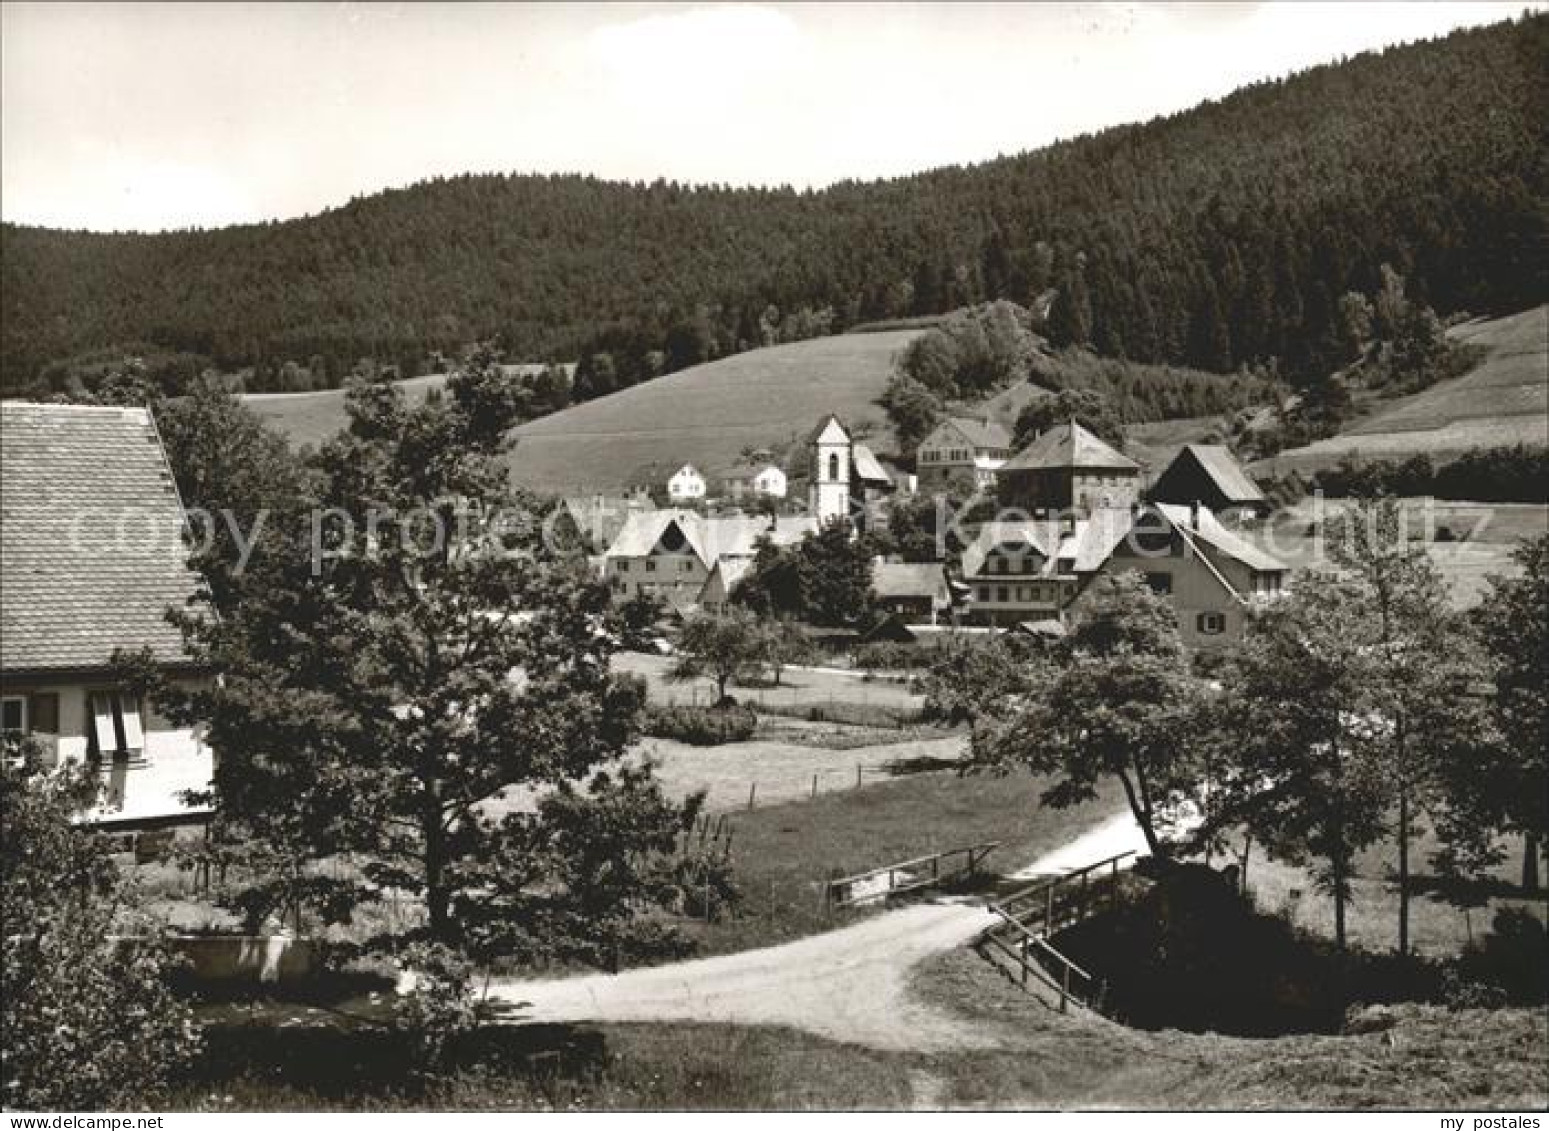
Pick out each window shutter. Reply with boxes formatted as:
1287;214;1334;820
27;692;60;766
118;693;146;752
89;693;119;755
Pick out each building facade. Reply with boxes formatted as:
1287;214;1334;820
997;421;1141;514
916;417;1013;494
667;464;707;503
0;403;215;828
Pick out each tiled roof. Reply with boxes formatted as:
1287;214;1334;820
872;562;949;602
1003;421;1139;472
560;494;655;547
938;416;1013;450
0;403;204;674
604;510;784;565
1062;509;1136;574
960;520;1062;579
1154;504;1287;574
851;444;892;484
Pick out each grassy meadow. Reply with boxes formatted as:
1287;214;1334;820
1258;306;1548;476
502;330;920;494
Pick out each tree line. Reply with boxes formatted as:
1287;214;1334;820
3;14;1543;401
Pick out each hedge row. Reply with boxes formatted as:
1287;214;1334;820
640;703;758;746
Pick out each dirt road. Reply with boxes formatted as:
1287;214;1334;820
484;810;1148;1052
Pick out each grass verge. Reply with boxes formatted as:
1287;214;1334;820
673;767;1124;958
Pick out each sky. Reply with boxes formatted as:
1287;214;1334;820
1;1;1537;233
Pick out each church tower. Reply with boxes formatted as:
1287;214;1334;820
807;414;851;526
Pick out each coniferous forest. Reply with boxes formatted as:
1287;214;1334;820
2;14;1543;398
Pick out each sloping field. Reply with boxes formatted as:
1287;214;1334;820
244;373;451;449
502;331;920;494
1257;306;1547;476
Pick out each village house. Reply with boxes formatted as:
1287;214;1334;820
551;492;656;553
915;416;1014;494
871;561;952;625
0;403;215;828
957;513;1131;627
1097;502;1290;650
997;421;1141;514
666;463;707;503
603;508;814;613
1148;443;1271;520
718;462;787;501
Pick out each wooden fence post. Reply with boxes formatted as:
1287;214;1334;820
1045;883;1054;936
747;782;756;811
1060;962;1071;1014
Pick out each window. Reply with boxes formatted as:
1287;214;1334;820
1017;586;1032;602
617;560;629;572
1144;572;1173;595
828;453;840;481
645;560;657;573
680;560;693;573
1197;612;1227;636
1;695;26;737
976;585;990;603
996;586;1009;603
87;691;145;759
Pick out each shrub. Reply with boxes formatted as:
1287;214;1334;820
641;703;758;745
758;700;923;728
850;641;937;671
1456;907;1549;1004
395;942;479;1077
2;746;200;1110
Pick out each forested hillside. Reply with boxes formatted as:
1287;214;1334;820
2;14;1542;398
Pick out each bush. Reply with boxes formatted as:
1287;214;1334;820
1456;907;1549;1005
757;700;923;728
849;641;936;671
395;942;479;1077
2;747;200;1109
1312;444;1548;503
641;703;758;745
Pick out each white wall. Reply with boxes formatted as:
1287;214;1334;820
9;676;214;825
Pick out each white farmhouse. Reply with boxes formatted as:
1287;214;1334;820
666;463;707;503
0;403;215;829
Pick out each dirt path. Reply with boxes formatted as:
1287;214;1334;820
483;809;1148;1052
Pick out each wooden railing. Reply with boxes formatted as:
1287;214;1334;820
822;842;999;910
974;849;1141;1014
978;905;1096;1013
995;850;1136;937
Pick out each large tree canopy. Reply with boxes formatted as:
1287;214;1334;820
142;349;716;966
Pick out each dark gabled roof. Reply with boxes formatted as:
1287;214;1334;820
1;403;204;674
1163;444;1266;505
1002;421;1139;473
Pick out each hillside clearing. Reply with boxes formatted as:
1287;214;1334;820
505;331;921;494
244;373;452;449
1255;306;1548;476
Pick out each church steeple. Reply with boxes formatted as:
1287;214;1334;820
807;414;851;526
